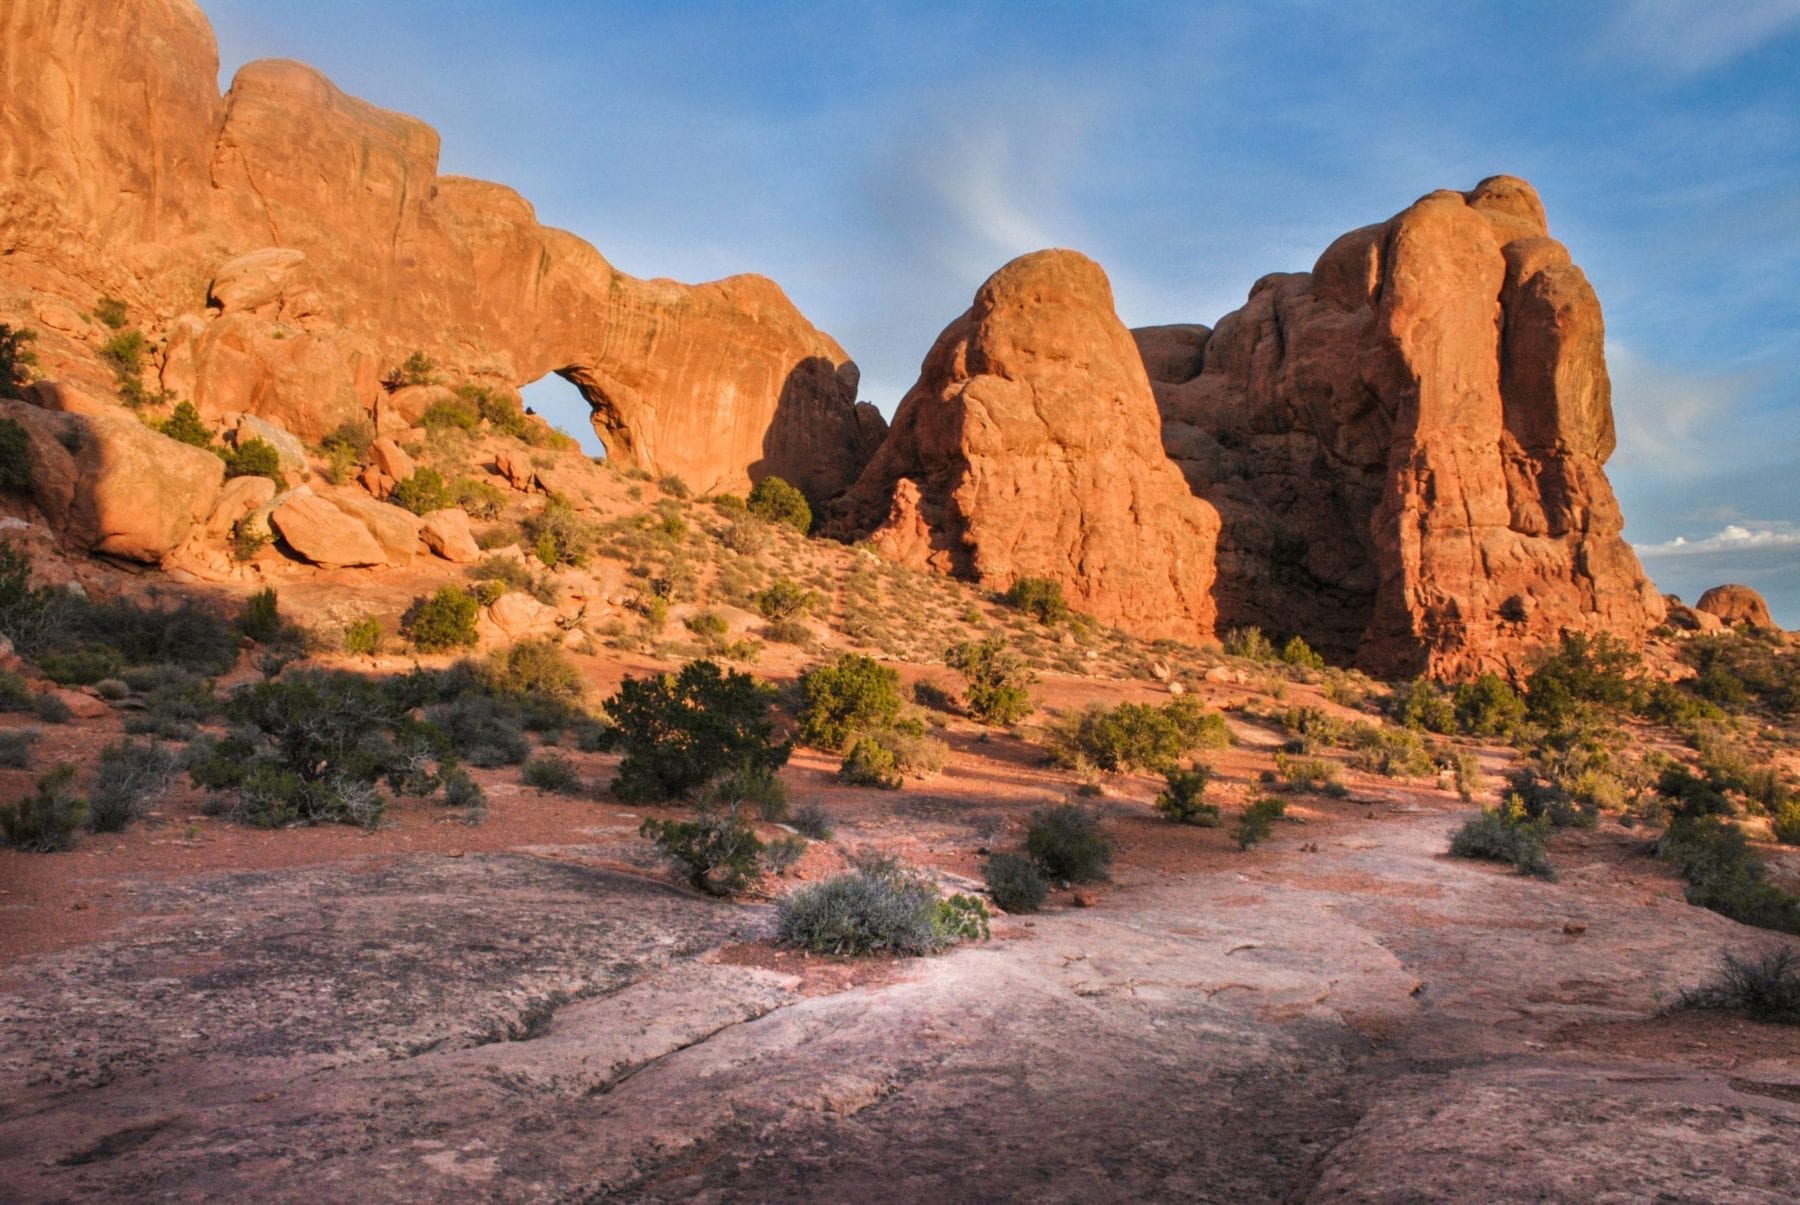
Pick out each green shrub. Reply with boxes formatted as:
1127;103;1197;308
1526;631;1640;726
1;324;38;401
776;860;959;955
100;327;147;377
320;416;374;458
1274;752;1341;794
1452;750;1484;802
1004;576;1069;624
344;617;384;657
753;578;818;621
0;417;30;491
761;617;813;646
1392;678;1457;733
1773;801;1800;846
790;800;834;840
157;401;216;450
0;764;85;851
798;653;903;750
839;736;902;789
33;692;72;724
604;659;790;802
1233;796;1287;850
746;475;811;533
1155;765;1219;825
420;394;481;432
405;585;480;652
87;739;177;833
442;768;488;819
685;610;730;640
390;467;454;515
641;805;765;896
239;587;283;644
1278;705;1343;752
1674;947;1800;1024
394;351;438;388
1660;816;1800;934
453;476;506;520
983;851;1048;912
937;894;991;942
1280;635;1325;670
1222;626;1275;662
426;695;529;767
1347;723;1435;778
945;635;1037;725
1026;803;1113;883
0;670;30;712
1165;697;1235;750
1449;805;1554;878
1452;672;1526;736
488;638;584;702
522;496;596;567
223;438;283;482
0;727;39;769
1050;702;1193;773
230;519;270;562
522;751;583;795
40;643;124;686
93;296;129;330
712;761;789;821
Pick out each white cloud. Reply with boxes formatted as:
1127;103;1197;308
1634;520;1800;556
1605;0;1800;76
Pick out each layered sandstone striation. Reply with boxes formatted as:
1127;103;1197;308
833;251;1220;642
1139;177;1664;677
0;0;874;497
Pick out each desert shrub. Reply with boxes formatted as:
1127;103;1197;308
441;767;487;816
604;659;789;802
763;833;807;874
1449;805;1554;878
83;596;242;674
1674;947;1800;1024
1222;626;1276;662
344;616;384;657
87;739;178;833
1677;632;1800;718
405;585;480;652
656;473;691;499
1274;752;1340;793
1773;801;1800;846
0;670;30;711
158;401;216;450
0;727;40;769
641;805;765;896
394;351;438;388
426;695;530;767
685;610;730;640
1280;635;1325;670
33;692;72;724
1278;705;1343;752
0;417;30;492
1452;750;1484;802
230;519;270;562
1;323;38;400
753;577;818;621
522;496;596;567
710;760;788;821
40;643;124;686
719;516;766;555
1165;697;1235;750
839;736;901;789
320;416;373;458
1004;576;1068;624
1526;631;1640;726
1050;702;1192;773
1452;672;1527;736
239;587;283;644
390;467;453;515
1392;678;1457;733
223;438;283;482
1233;796;1288;850
420;393;481;431
760;618;813;646
0;764;85;851
453;476;506;520
1026;803;1113;883
945;635;1037;725
1656;765;1734;820
746;475;811;533
798;653;903;750
1155;764;1219;825
776;859;958;955
983;851;1048;912
1659;816;1800;934
790;800;834;839
1347;723;1436;778
521;751;583;795
488;638;584;702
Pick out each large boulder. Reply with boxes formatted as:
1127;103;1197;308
269;490;389;568
1140;177;1665;677
833;251;1220;643
1695;584;1776;630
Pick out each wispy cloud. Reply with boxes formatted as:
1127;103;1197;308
1604;0;1800;76
1634;520;1800;556
1607;340;1758;477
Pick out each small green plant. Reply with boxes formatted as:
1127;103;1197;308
1049;701;1202;773
0;727;40;769
753;577;818;621
405;585;481;652
1449;803;1554;879
983;851;1048;912
1280;635;1325;670
158;401;216;450
746;475;812;533
390;467;454;515
344;616;385;657
1273;752;1340;794
1026;803;1114;883
522;496;596;567
775;859;962;955
1392;678;1457;733
453;476;506;520
94;296;129;330
798;653;904;750
1452;672;1526;736
935;894;991;942
1232;796;1287;850
790;800;834;840
684;610;730;640
641;805;766;896
1155;764;1219;825
839;736;903;789
230;519;270;563
223;438;284;482
0;324;37;401
1;764;86;851
604;659;790;802
87;739;178;833
0;417;30;491
522;751;583;795
1004;576;1069;624
393;351;439;388
945;635;1037;725
1673;947;1800;1024
239;587;284;644
1222;627;1276;662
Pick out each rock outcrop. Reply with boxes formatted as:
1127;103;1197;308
1139;177;1664;677
0;0;876;497
834;251;1220;642
1694;584;1776;630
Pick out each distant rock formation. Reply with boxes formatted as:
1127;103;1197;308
1139;176;1665;677
0;0;876;498
1695;584;1776;630
833;251;1221;642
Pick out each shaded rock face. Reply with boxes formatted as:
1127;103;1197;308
1694;584;1776;630
1139;177;1664;677
834;251;1221;642
0;0;874;497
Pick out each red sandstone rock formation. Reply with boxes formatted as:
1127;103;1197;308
834;251;1220;643
1138;177;1665;677
0;0;875;497
1695;584;1776;630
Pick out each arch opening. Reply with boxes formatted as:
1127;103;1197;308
521;370;608;459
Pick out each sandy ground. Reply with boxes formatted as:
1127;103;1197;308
3;676;1799;1201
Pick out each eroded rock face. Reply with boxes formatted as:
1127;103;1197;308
1141;177;1664;677
0;0;872;499
1694;584;1776;630
834;251;1220;642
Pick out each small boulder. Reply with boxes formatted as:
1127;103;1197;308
50;688;109;720
494;447;537;492
369;437;415;483
420;508;481;563
487;591;558;639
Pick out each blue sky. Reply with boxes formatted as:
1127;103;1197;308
204;0;1800;624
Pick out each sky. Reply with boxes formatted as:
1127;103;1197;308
203;0;1800;625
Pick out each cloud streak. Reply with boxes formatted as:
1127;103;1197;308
1634;521;1800;557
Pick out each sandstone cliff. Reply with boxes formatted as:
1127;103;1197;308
1138;177;1665;677
833;251;1221;643
0;0;876;498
